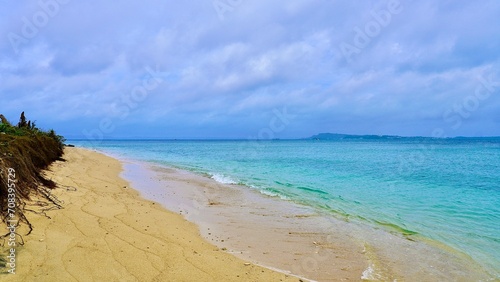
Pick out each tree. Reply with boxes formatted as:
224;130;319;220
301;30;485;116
0;114;11;125
18;111;28;128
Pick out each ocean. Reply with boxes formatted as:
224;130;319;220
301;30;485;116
70;138;500;278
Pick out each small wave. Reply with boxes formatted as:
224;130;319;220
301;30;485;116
296;186;329;195
361;263;393;281
210;173;238;184
259;188;289;200
361;264;375;280
274;180;293;187
374;220;418;236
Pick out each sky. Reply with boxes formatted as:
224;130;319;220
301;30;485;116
1;0;499;139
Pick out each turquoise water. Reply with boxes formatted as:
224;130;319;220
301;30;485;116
71;138;500;277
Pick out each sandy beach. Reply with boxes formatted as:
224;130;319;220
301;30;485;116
3;1;500;281
121;157;494;282
0;147;299;282
1;147;494;282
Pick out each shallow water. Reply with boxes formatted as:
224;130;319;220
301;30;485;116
71;138;500;279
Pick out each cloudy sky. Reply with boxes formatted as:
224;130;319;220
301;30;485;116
1;0;499;139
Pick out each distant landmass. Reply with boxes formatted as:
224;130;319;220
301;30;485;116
307;133;500;140
308;133;404;140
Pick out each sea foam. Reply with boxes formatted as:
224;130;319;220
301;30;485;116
210;173;238;184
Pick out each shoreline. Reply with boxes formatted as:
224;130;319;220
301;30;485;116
2;146;495;281
0;147;299;281
116;151;495;281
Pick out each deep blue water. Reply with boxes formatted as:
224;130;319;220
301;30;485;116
70;138;500;277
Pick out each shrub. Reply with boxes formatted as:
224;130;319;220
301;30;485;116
0;112;65;236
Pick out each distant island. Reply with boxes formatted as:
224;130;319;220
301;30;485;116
307;133;500;140
308;133;406;140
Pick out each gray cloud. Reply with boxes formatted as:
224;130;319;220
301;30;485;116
1;0;499;138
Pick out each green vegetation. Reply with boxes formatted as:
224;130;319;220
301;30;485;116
0;112;65;236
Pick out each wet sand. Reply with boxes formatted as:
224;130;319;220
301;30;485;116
0;147;300;282
1;147;493;281
122;159;494;282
